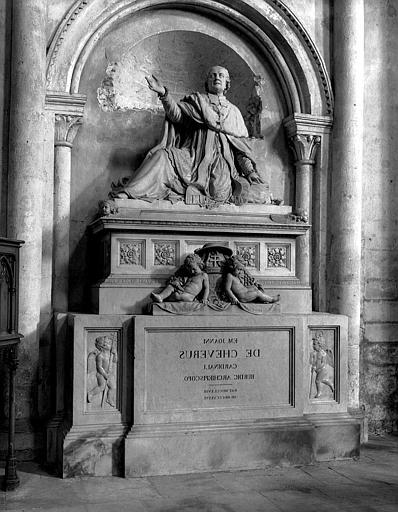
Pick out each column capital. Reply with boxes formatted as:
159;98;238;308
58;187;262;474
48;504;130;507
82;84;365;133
45;92;87;115
54;114;83;147
288;134;321;165
283;113;333;137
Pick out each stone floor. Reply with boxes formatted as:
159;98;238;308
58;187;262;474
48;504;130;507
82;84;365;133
1;434;397;511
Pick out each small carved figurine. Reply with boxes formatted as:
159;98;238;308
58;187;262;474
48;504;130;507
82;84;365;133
98;199;118;216
310;332;334;398
87;335;117;408
223;255;280;304
151;253;209;303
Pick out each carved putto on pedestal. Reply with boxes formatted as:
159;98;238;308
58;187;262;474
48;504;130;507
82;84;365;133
151;253;209;304
150;244;280;315
87;335;118;408
309;331;334;399
222;255;280;304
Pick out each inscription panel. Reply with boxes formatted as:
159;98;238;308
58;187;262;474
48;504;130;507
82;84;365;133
144;328;294;413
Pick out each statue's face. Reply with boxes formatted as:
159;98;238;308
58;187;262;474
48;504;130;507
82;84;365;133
96;336;112;350
206;66;229;95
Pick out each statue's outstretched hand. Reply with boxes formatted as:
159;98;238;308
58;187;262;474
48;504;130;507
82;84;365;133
247;172;264;185
145;75;166;96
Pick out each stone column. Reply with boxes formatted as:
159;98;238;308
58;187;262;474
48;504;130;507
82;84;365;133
329;0;364;408
290;134;320;287
53;114;83;311
7;0;46;400
284;114;332;305
284;115;327;288
45;95;85;466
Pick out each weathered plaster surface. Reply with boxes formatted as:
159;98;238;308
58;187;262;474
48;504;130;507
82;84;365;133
361;0;398;433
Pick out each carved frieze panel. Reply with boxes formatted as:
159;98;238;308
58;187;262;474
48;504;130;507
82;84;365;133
86;331;119;411
266;244;290;270
308;329;336;401
119;240;145;267
153;241;179;267
235;243;260;270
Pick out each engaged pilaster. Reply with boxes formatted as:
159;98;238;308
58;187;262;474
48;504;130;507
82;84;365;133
46;94;85;312
284;114;331;291
53;114;83;311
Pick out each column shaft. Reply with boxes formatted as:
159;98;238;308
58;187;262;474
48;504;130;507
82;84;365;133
53;145;72;312
53;114;82;312
330;0;364;407
7;0;46;380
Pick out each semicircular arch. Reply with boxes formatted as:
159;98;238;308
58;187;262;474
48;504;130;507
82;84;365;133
46;0;333;116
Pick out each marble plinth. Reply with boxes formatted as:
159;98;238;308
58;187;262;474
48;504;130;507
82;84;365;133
125;414;359;477
125;312;357;477
89;204;312;315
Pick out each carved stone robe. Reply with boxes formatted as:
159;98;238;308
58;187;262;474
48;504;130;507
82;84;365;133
113;91;264;204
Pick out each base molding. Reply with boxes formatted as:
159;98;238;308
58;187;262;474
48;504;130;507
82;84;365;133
62;423;129;477
125;413;360;477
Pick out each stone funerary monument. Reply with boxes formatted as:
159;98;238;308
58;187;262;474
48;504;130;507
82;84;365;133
46;1;360;477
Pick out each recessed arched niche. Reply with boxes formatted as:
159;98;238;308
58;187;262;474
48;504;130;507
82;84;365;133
69;11;293;309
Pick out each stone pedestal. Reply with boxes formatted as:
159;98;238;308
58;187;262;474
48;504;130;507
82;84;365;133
56;310;359;477
50;197;360;477
89;202;312;315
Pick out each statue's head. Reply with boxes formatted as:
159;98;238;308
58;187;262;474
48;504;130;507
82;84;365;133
95;335;112;351
184;253;205;274
312;331;326;350
205;66;230;95
224;255;245;275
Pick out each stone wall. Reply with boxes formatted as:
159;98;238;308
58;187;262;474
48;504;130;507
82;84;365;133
361;0;398;433
0;0;11;236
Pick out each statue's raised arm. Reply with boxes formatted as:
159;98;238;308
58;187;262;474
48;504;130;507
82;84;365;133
110;65;269;206
145;75;166;96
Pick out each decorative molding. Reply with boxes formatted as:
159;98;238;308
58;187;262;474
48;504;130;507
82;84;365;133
46;0;333;115
46;0;89;89
288;134;321;165
270;0;334;114
45;92;87;115
54;114;83;147
267;246;288;268
154;242;178;266
89;217;310;236
235;244;259;269
283;113;333;136
97;277;164;286
119;241;144;266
